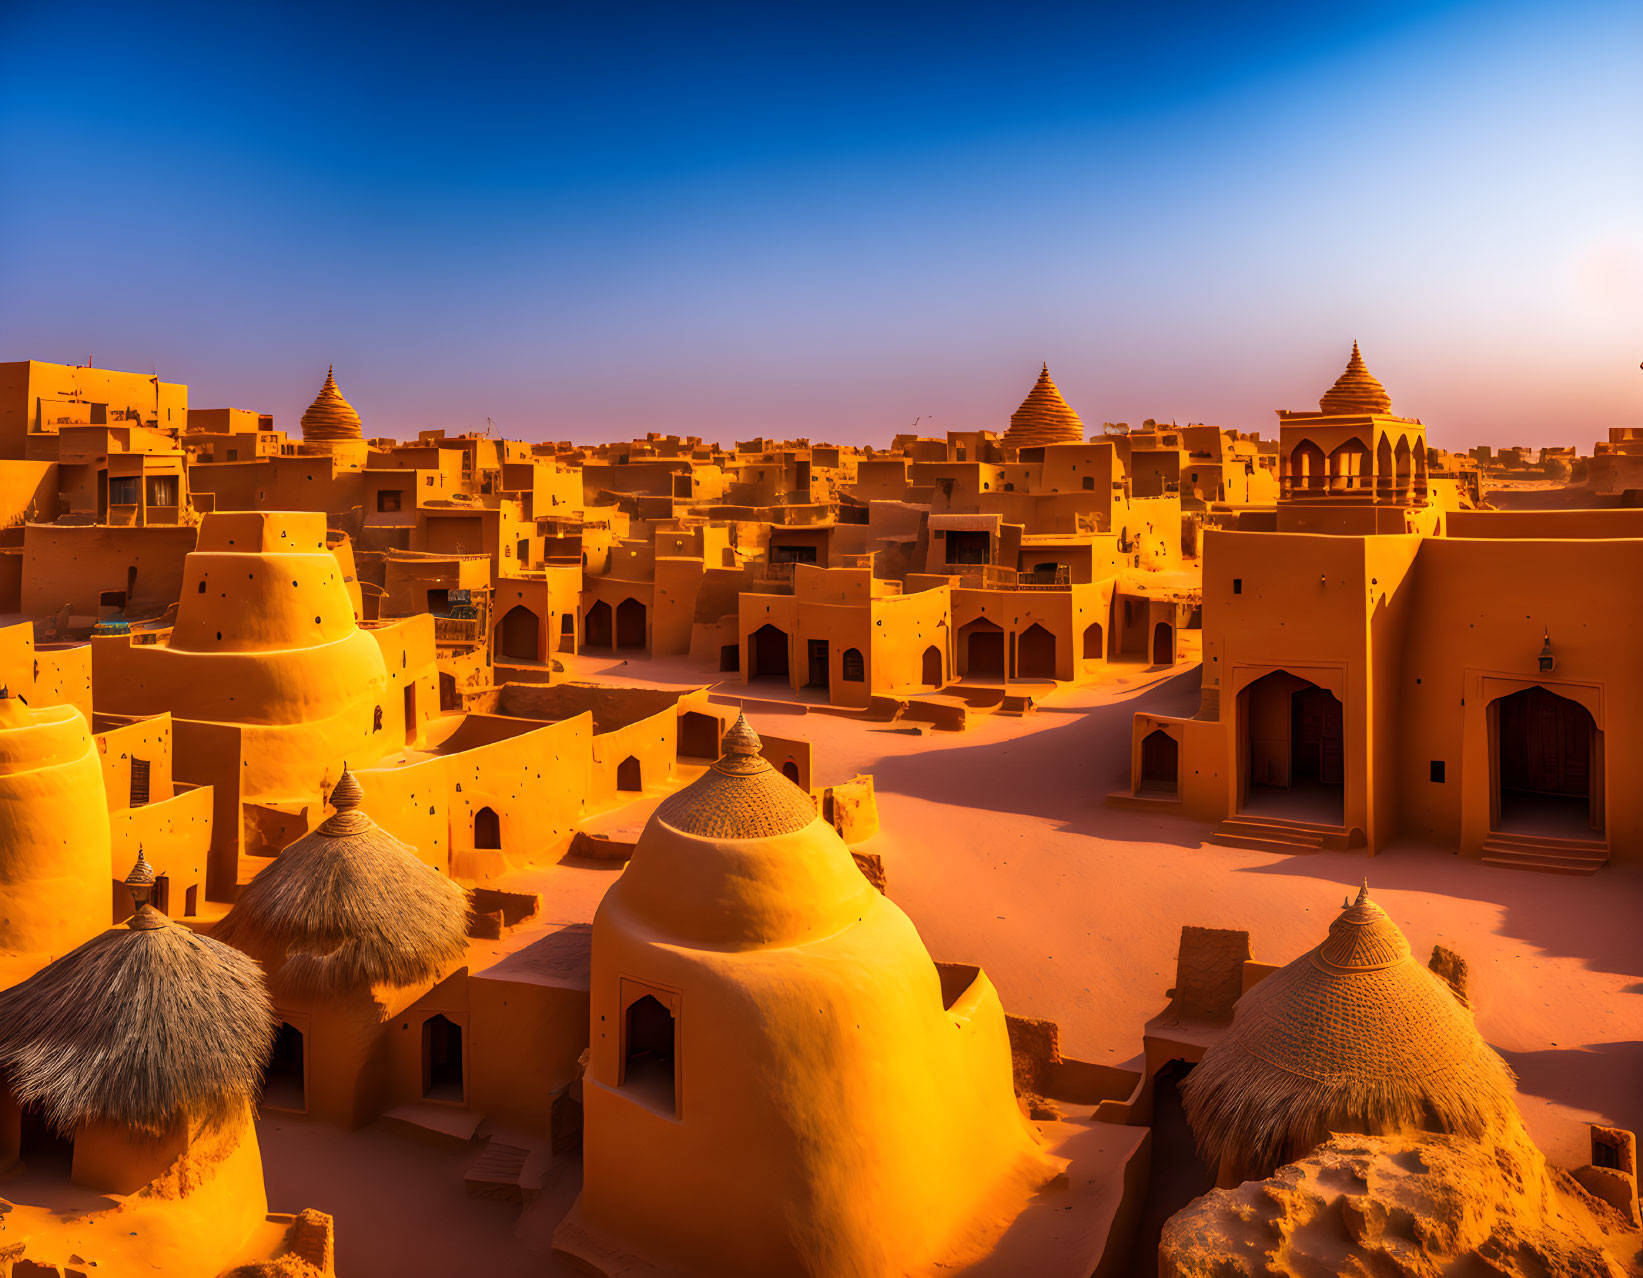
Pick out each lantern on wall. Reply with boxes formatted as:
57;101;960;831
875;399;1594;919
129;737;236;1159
1538;629;1556;674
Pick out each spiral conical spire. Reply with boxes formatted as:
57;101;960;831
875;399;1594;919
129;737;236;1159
1319;341;1392;415
1003;363;1085;449
300;366;365;443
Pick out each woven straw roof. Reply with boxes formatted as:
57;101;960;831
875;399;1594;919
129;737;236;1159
0;860;274;1135
652;712;816;839
299;366;365;443
1180;883;1520;1179
216;766;470;994
1003;363;1085;449
1319;341;1393;415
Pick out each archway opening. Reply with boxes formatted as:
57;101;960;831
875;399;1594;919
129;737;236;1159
421;1014;464;1102
781;761;801;784
18;1103;74;1176
615;598;646;650
959;617;1004;679
473;806;500;850
1140;729;1179;796
623;995;676;1114
1240;671;1344;824
750;624;789;680
1494;685;1600;838
584;600;613;649
1017;623;1056;679
498;605;540;662
1152;621;1174;666
616;756;642;792
263;1022;306;1112
679;711;720;760
921;644;943;686
1290;440;1325;492
1083;622;1104;661
841;647;865;682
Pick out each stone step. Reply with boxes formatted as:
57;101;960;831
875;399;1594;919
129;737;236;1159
1480;832;1608;876
1208;831;1322;855
465;1138;531;1203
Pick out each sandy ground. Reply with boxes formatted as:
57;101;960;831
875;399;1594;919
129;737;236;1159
259;650;1642;1274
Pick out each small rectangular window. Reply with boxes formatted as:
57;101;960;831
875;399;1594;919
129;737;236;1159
1232;578;1242;594
1430;761;1445;783
130;757;151;806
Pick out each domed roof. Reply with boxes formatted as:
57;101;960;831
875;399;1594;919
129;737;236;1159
652;712;817;839
216;766;470;993
1319;342;1393;415
300;366;364;443
1180;883;1520;1180
0;856;274;1136
613;714;871;949
1003;363;1085;449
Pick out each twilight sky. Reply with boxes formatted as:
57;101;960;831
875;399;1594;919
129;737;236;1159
2;0;1639;449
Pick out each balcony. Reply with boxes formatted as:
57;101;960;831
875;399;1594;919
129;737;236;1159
950;564;1070;591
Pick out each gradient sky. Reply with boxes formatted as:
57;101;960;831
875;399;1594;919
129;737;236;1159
2;0;1639;448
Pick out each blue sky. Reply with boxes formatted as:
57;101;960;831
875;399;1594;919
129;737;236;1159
2;0;1639;446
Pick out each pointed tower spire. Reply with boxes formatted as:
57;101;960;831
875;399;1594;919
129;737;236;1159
300;365;365;444
1319;341;1393;415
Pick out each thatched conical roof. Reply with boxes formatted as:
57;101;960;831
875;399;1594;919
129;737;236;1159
652;711;815;839
0;857;274;1136
1179;883;1520;1180
299;365;364;443
1319;341;1392;415
216;766;470;994
1003;363;1085;449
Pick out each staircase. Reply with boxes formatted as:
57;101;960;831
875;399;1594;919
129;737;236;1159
465;1137;532;1202
1480;831;1608;876
1210;813;1350;855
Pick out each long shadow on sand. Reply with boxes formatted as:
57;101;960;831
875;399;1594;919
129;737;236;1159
866;665;1210;850
1499;1041;1643;1137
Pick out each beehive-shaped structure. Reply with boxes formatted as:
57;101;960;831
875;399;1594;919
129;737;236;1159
0;691;111;960
1180;883;1522;1183
218;766;469;995
1003;363;1085;451
557;714;1057;1276
299;366;365;444
1319;341;1393;415
0;856;274;1202
95;510;391;802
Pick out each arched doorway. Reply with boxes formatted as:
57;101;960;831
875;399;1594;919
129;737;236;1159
841;647;865;682
1152;621;1174;666
960;617;1004;678
615;598;646;650
1140;729;1179;796
616;756;642;792
1017;623;1056;679
921;644;943;686
1328;438;1371;493
623;994;676;1114
1240;671;1344;823
421;1014;464;1102
1083;622;1104;660
1493;686;1600;837
473;806;500;850
264;1022;306;1111
499;605;540;662
781;760;801;784
584;600;613;649
678;711;719;760
1290;440;1325;492
750;624;789;680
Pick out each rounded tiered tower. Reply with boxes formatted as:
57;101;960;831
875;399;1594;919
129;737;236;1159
1319;341;1393;415
94;510;391;803
1002;363;1085;451
1181;883;1522;1184
559;714;1057;1277
0;690;112;961
299;366;365;445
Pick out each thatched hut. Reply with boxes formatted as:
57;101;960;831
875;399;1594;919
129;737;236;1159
0;851;275;1194
217;766;470;995
1179;883;1521;1185
216;768;472;1125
